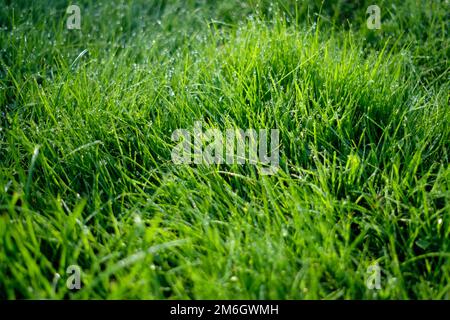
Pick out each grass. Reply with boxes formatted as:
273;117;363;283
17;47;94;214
0;0;449;299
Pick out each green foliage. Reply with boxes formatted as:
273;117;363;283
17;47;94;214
0;0;449;299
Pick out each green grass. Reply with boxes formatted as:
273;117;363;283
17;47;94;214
0;0;449;299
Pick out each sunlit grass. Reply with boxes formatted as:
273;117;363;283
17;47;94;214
0;0;449;299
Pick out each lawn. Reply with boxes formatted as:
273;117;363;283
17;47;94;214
0;0;449;299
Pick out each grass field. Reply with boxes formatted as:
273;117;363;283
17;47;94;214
0;0;449;299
